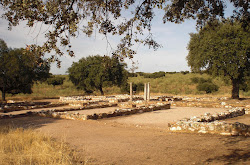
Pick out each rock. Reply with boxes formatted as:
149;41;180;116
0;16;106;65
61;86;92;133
220;132;231;136
221;102;226;105
231;131;239;136
198;130;208;134
170;127;177;131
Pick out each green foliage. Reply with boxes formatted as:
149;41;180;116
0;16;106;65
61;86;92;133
47;76;65;87
187;20;250;99
3;75;84;100
121;82;144;94
180;71;190;75
197;82;219;94
0;39;50;101
1;1;248;64
190;77;200;84
68;55;128;95
0;39;8;54
191;77;212;84
3;73;249;100
143;71;166;79
240;76;250;92
135;82;145;92
128;72;138;77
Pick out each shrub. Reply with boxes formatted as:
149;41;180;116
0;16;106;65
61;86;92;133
197;82;219;93
135;82;144;92
121;82;144;94
143;71;165;79
47;76;65;87
128;72;138;77
190;77;200;83
191;77;212;84
180;71;190;75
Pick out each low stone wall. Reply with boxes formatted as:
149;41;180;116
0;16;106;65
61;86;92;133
33;103;170;120
59;95;130;104
0;102;67;113
0;102;170;120
168;108;250;136
54;103;118;112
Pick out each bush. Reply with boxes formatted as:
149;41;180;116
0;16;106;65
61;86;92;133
190;77;200;83
240;77;250;92
191;77;212;84
46;77;65;87
197;82;219;93
143;71;165;79
180;71;190;75
135;82;144;92
121;82;144;94
128;72;138;77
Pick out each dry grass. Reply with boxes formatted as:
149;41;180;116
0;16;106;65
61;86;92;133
0;126;83;165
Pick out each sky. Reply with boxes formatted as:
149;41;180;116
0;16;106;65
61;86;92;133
0;2;234;74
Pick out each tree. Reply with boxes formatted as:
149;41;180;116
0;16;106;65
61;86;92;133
0;1;248;64
68;55;128;95
46;76;65;87
0;39;50;101
187;20;250;99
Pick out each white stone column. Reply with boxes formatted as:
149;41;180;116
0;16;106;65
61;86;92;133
130;82;133;101
144;83;147;101
147;82;150;101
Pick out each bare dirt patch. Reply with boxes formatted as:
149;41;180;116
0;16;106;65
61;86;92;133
0;114;249;165
0;97;249;164
103;107;228;129
221;114;250;125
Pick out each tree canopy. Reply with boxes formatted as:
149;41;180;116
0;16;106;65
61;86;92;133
0;0;249;64
46;76;65;87
0;39;50;101
68;55;128;95
186;20;250;99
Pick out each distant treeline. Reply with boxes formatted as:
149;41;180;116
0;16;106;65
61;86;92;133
128;71;190;78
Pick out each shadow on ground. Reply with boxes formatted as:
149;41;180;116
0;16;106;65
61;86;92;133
205;136;250;164
0;116;60;130
206;149;250;164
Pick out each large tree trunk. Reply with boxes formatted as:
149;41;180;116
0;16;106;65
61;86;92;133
99;86;104;96
1;89;6;101
231;78;240;99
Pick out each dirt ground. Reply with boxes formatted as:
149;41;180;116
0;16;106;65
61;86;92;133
0;105;249;165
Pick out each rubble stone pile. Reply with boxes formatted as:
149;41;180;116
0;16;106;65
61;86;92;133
168;108;250;136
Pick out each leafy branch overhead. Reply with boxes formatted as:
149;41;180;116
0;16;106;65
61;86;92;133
1;0;249;64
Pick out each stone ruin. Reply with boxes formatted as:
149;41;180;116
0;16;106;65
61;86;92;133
0;83;249;136
168;108;249;136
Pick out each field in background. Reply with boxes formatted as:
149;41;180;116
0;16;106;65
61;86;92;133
2;73;250;101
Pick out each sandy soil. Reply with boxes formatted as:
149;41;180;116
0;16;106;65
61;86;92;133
0;106;249;165
104;107;228;129
221;114;250;125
